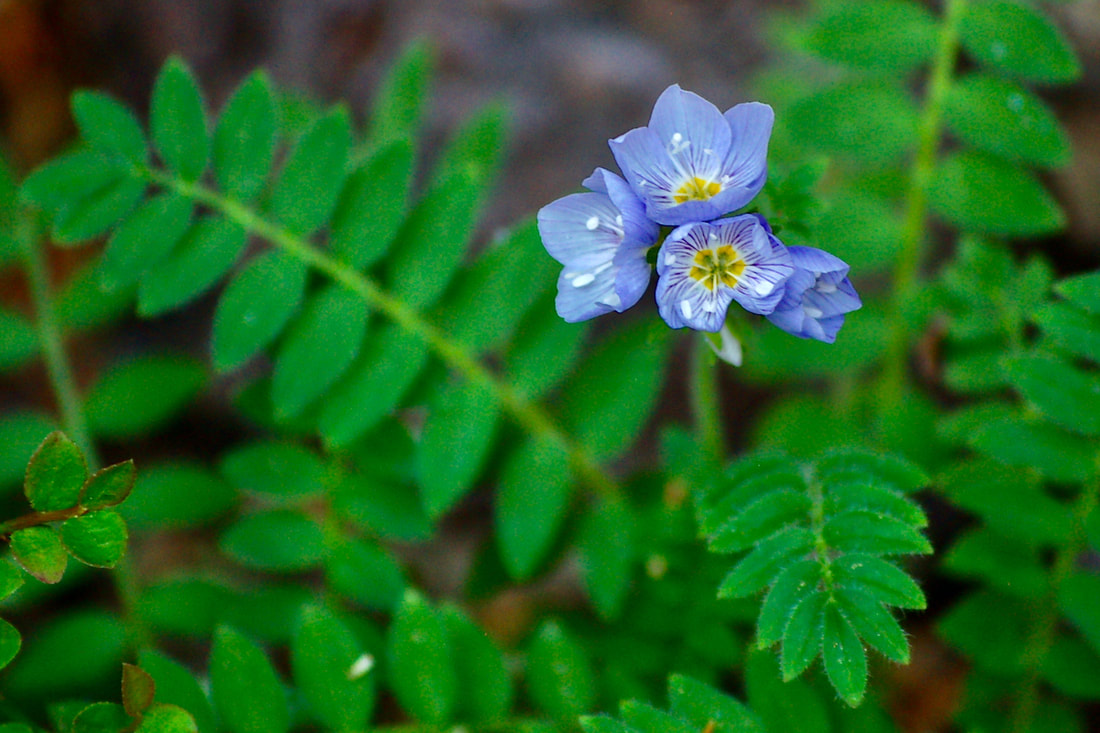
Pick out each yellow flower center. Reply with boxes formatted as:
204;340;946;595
689;245;745;291
673;176;722;204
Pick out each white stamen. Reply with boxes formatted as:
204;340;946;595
664;251;677;266
615;214;623;226
709;233;718;241
817;280;837;293
601;292;622;309
671;132;683;145
585;216;600;231
592;261;613;276
680;299;693;320
754;280;775;296
804;306;824;319
702;299;718;313
571;273;596;287
347;654;375;680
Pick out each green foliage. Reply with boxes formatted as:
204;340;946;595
583;674;764;733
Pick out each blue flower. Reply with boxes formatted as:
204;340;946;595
766;246;862;343
537;168;658;322
655;214;793;332
609;85;773;226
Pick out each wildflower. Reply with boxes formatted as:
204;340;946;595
655;214;793;333
766;246;862;343
609;85;773;226
537;168;658;322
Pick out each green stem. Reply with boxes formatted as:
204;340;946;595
689;337;724;463
17;213;97;466
878;0;966;417
151;172;620;499
1010;460;1100;733
18;211;150;648
805;465;835;593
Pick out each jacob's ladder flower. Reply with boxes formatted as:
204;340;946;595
766;246;862;343
655;214;793;333
537;168;658;322
610;84;773;226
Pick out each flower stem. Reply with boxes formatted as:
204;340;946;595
1010;458;1100;733
151;172;620;499
689;337;724;463
17;213;97;466
878;0;965;419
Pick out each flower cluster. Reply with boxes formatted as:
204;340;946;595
537;85;861;351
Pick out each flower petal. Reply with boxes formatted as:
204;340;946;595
647;85;732;183
721;102;774;204
537;192;621;267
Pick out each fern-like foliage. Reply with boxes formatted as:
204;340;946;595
694;449;929;706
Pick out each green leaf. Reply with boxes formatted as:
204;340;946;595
268;107;352;235
319;323;430;447
292;605;374;732
10;526;67;584
832;553;925;609
0;560;25;601
822;602;867;706
0;308;37;373
718;527;816;598
136;705;200;733
581;716;635;733
559;318;671;457
937;589;1028;674
833;585;909;663
1037;299;1100;363
331;138;414;269
367;39;433;146
757;559;822;647
137;216;248;316
668;674;766;733
124;461;236;530
0;152;16;266
945;73;1071;168
577;496;634;620
620;701;696;733
271;284;369;417
100;193;194;291
417;378;499;519
505;293;590;399
214;71;278;202
219;510;323;572
786;80;919;166
1056;271;1100;315
816;189;904;272
52;176;146;245
60;509;128;568
0;618;21;671
944;527;1047;599
442;605;513;723
0;412;56;489
81;460;136;510
969;413;1096;483
209;626;289;733
804;0;937;73
711;489;812;553
388;592;456;725
72;90;147;164
212;252;307;372
1004;352;1100;435
220;441;325;500
140;577;234;638
823;510;931;555
526;619;595;719
122;662;156;717
1059;571;1100;656
24;431;86;512
930;150;1064;236
780;591;826;680
434;219;557;353
55;258;137;333
21;148;127;213
960;0;1081;85
151;57;210;181
72;702;130;733
84;354;207;439
3;611;126;701
495;437;573;580
138;649;218;733
324;537;406;611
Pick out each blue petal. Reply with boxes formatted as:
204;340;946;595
612;243;652;313
722;219;793;315
537;192;621;267
646;85;732;185
555;266;618;322
720;102;774;206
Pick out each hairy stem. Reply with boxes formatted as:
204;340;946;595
1010;461;1100;733
17;213;97;465
878;0;966;418
689;337;724;463
805;465;835;593
19;211;150;647
152;172;620;499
